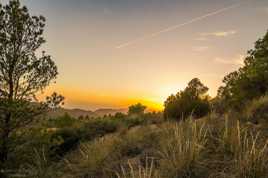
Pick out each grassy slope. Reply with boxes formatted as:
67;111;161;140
51;114;268;178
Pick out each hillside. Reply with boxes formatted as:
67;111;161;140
48;107;128;118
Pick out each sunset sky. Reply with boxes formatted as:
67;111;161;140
3;0;268;110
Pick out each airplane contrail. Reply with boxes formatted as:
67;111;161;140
116;2;242;49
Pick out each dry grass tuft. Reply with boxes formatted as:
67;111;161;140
157;119;208;177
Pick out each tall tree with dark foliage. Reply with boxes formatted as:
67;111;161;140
218;30;268;111
0;0;63;171
164;78;210;120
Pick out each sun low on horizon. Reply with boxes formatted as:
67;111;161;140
7;0;268;111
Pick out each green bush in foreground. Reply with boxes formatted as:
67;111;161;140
244;95;268;124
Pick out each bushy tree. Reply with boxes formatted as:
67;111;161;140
128;103;147;115
218;30;268;111
114;112;126;119
164;78;210;120
0;0;63;169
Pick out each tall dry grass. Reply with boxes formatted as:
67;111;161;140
60;115;267;178
116;158;159;178
156;119;208;177
222;118;268;178
63;135;121;178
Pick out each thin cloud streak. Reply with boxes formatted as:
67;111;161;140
201;30;237;37
192;46;209;52
214;54;245;65
116;2;242;49
195;37;209;41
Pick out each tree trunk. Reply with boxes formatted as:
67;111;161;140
0;61;14;164
0;112;11;164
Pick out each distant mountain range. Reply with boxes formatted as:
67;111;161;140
48;107;128;118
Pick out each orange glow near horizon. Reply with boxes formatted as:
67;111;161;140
39;84;168;111
38;77;229;111
21;0;268;111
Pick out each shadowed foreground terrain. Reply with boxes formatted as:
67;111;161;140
4;111;268;178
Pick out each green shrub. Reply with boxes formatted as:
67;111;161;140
124;117;146;128
128;103;147;115
50;128;80;159
245;95;268;124
79;119;118;141
48;119;118;160
114;112;127;119
46;113;78;128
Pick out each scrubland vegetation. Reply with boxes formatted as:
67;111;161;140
4;111;267;178
0;1;268;178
